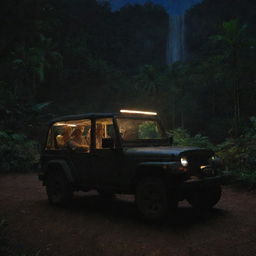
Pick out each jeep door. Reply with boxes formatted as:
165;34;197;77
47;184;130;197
65;119;95;186
91;118;121;188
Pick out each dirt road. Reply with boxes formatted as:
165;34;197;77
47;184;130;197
1;174;256;256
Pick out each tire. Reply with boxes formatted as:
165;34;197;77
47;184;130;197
187;185;222;210
135;177;178;221
45;171;73;206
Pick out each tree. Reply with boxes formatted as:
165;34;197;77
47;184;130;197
12;34;62;99
212;19;251;137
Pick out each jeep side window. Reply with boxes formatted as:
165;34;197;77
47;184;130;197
54;125;72;149
95;118;115;149
65;119;91;152
47;120;91;152
45;125;68;150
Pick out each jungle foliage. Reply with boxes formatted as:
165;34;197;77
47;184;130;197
171;118;256;185
0;0;255;179
0;131;39;173
217;117;256;184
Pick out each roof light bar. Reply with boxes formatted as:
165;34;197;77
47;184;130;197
120;109;157;116
54;122;77;127
54;122;66;126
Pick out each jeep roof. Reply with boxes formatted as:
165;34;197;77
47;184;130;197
49;110;159;124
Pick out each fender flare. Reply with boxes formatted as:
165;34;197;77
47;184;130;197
130;161;183;192
45;160;74;183
131;161;178;186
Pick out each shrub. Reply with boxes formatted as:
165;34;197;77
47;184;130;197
0;131;39;173
217;117;256;183
169;128;214;149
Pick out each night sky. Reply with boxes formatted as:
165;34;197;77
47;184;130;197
104;0;202;15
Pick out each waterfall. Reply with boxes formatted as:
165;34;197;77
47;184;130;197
166;15;185;65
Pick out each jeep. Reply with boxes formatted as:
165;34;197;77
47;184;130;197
38;110;224;220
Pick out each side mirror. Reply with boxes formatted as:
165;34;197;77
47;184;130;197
102;138;114;149
169;136;173;145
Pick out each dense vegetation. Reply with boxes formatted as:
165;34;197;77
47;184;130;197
170;118;256;185
186;0;256;140
0;0;255;182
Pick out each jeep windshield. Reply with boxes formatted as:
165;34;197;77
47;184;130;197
116;117;169;146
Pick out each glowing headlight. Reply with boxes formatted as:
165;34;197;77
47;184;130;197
181;157;188;167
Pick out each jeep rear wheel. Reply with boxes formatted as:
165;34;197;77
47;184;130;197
135;177;177;221
187;185;222;210
46;171;73;205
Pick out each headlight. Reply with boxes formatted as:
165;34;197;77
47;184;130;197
181;157;188;167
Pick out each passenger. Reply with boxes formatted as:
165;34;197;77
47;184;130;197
56;126;72;148
63;126;72;146
67;126;89;152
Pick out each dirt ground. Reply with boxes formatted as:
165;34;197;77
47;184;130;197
1;174;256;256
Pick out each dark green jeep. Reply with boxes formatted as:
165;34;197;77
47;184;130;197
39;110;224;220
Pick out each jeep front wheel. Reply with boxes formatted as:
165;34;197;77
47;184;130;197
46;171;73;205
187;185;222;210
135;177;177;221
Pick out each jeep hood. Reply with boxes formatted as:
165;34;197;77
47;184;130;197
123;146;213;161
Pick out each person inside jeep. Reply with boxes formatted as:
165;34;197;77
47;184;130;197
67;126;89;152
56;125;72;148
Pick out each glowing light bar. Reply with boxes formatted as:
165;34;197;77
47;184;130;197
54;122;66;126
120;109;157;116
54;122;77;127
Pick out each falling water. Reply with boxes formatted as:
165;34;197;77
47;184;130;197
166;15;185;65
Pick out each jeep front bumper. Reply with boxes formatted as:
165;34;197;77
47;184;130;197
183;175;223;189
177;175;229;196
